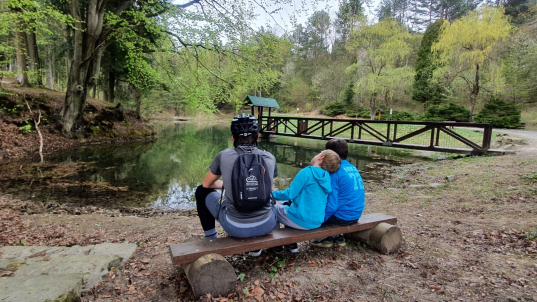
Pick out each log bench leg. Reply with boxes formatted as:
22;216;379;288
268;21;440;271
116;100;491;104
180;237;236;298
345;222;402;254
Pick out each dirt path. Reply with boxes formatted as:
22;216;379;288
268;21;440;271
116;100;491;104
493;129;537;158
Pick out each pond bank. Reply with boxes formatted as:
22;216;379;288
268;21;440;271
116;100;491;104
0;153;535;301
0;85;156;163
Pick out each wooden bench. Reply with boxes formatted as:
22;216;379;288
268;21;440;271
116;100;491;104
169;213;401;298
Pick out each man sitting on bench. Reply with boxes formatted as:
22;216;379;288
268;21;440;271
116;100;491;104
194;114;279;244
312;138;366;248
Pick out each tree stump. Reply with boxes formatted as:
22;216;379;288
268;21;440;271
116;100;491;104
181;237;236;298
345;222;402;254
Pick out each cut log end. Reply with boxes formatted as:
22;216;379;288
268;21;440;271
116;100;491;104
346;222;402;254
180;237;236;298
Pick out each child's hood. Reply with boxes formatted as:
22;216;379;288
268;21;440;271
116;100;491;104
308;166;331;194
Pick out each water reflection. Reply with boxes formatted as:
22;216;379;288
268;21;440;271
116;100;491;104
48;121;416;209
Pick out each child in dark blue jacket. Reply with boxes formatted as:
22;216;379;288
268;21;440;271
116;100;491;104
312;139;365;248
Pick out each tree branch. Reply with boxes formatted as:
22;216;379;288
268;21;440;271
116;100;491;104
177;0;202;9
24;100;43;163
167;35;233;87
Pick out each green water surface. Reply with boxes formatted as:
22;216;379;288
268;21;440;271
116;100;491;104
49;121;419;209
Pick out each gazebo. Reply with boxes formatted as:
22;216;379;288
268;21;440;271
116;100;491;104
244;95;280;118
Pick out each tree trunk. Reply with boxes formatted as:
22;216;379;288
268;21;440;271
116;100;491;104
26;31;42;86
369;94;377;120
102;71;109;101
60;0;106;134
469;63;479;123
108;71;116;103
45;47;54;89
133;85;142;120
14;29;31;87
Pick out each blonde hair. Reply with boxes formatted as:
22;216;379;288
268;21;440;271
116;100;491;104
319;149;341;173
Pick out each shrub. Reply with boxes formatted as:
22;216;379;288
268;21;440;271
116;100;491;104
345;107;370;118
390;110;418;121
422;103;470;122
321;102;346;116
475;97;521;128
345;109;357;117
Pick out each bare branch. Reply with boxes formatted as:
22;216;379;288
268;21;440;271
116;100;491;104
24;100;43;163
177;0;202;9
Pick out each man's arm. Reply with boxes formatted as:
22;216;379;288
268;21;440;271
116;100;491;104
202;171;223;189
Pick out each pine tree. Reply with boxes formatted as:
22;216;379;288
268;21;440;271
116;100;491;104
413;19;445;107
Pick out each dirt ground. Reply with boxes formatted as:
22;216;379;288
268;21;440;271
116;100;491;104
1;141;536;302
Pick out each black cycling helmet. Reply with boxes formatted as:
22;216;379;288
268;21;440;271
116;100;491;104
231;113;259;137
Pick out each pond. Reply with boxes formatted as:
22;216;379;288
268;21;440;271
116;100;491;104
26;121;423;209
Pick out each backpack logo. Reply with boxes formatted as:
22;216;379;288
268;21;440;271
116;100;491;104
246;175;258;187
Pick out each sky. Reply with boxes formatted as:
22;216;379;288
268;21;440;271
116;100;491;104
252;0;382;33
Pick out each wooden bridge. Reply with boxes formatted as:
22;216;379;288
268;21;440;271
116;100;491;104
258;114;496;155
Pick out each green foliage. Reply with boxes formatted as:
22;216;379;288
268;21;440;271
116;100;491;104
413;19;445;107
19;123;32;133
422;103;470;122
432;6;513;119
389;110;419;121
347;19;414;120
501;17;537;104
321;102;346;116
504;0;537;25
237;273;245;281
474;97;521;128
345;107;369;118
342;82;355;105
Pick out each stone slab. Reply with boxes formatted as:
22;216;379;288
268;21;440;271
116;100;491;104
0;246;63;260
0;243;137;299
90;242;137;261
14;255;121;288
0;273;83;302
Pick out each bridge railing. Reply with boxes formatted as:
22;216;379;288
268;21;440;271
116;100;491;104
259;116;493;155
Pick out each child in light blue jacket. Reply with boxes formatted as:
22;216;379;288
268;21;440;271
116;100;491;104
273;149;341;230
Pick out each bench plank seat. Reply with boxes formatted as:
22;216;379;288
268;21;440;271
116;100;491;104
170;213;396;265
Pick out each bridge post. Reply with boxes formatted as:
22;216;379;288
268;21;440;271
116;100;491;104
482;124;493;150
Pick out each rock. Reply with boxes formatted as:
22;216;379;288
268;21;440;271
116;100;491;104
90;242;137;261
14;255;122;289
429;183;444;188
0;274;83;302
0;243;137;302
409;184;426;188
446;175;457;182
510;137;526;145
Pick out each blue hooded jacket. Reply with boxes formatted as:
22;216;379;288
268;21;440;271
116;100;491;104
273;166;332;229
324;160;365;222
